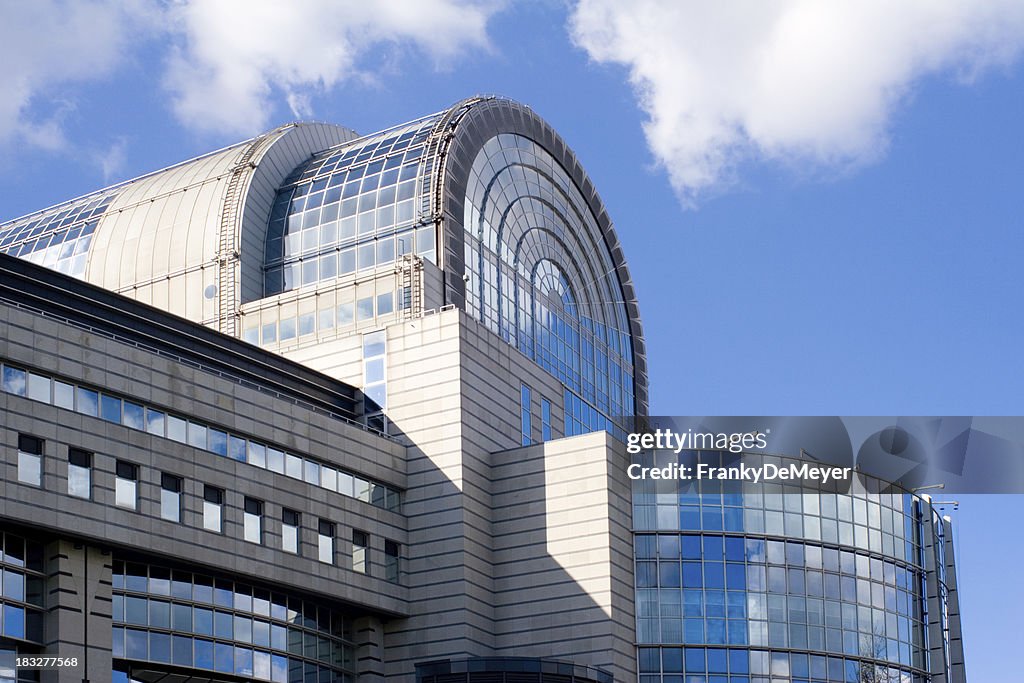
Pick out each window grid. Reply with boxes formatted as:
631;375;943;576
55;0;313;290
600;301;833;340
637;646;926;683
463;134;636;433
0;532;45;644
632;450;941;681
0;189;118;279
110;560;355;683
263;115;442;296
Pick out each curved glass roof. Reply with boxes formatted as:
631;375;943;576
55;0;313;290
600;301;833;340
0;188;119;278
263;112;444;296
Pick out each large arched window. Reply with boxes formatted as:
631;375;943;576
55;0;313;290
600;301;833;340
463;133;635;430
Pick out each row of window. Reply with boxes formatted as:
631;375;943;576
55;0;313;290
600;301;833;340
637;646;921;683
636;536;920;591
112;559;357;682
633;451;918;514
1;360;401;512
112;631;352;683
13;435;400;581
262;225;435;295
0;189;115;280
633;505;915;564
632;453;923;565
265;116;438;296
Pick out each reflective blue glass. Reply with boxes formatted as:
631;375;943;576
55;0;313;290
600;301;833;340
264;116;441;296
465;134;636;432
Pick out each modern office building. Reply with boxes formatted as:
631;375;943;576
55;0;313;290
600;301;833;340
630;449;966;683
0;96;964;683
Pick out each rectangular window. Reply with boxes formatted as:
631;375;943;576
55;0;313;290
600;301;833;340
541;398;552;441
68;448;92;499
53;380;75;410
243;498;263;544
2;365;26;395
27;372;50;402
115;460;138;510
521;384;532;446
318;520;335;564
203;486;224;532
352;530;368;574
160;473;182;523
282;509;300;555
100;393;122;423
384;540;400;583
17;434;43;487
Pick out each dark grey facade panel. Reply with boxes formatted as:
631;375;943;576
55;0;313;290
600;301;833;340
0;253;365;424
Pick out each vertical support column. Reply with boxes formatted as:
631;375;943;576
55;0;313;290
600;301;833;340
42;541;112;683
941;517;967;683
920;504;950;683
354;615;386;683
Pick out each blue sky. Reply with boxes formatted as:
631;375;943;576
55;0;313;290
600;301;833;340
2;1;1022;677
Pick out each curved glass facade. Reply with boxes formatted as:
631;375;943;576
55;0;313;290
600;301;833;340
111;560;355;682
263;115;440;296
632;450;945;683
0;188;118;278
462;133;635;428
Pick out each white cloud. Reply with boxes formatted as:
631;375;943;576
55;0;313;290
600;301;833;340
94;137;129;183
0;0;154;150
163;0;499;136
0;0;497;154
570;1;1024;205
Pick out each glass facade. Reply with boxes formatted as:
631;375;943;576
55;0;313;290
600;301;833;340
0;532;44;645
111;560;355;682
462;134;635;433
263;115;441;296
0;189;118;279
633;450;942;683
